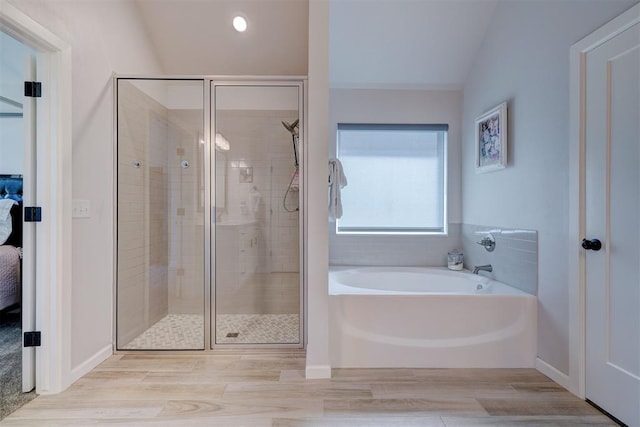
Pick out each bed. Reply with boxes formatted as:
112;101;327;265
0;175;22;312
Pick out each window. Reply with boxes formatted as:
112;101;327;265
336;123;447;235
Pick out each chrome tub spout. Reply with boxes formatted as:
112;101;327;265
473;264;493;274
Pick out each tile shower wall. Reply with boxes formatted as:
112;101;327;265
217;110;300;275
166;110;204;315
462;223;538;295
215;109;300;317
117;82;170;345
118;82;204;347
329;223;462;266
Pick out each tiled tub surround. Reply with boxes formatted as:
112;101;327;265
329;222;536;296
329;223;462;266
461;224;538;295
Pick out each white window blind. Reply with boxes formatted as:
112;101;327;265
336;123;447;234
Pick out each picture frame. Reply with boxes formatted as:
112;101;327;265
475;102;507;173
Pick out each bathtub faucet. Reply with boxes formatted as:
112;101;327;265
473;264;493;274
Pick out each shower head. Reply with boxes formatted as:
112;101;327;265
282;119;300;167
282;119;299;137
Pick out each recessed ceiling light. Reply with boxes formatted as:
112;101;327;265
233;16;247;32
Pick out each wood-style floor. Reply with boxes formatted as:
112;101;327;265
1;353;614;426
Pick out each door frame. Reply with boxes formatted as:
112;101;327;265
0;2;72;394
209;79;306;350
112;77;307;352
568;2;640;399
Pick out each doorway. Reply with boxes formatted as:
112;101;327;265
0;29;37;417
583;20;640;427
114;78;305;351
570;4;640;426
0;1;72;396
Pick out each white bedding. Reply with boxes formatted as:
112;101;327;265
0;199;17;245
0;245;20;311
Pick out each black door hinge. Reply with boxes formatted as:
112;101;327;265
24;81;42;98
24;331;41;347
24;206;42;222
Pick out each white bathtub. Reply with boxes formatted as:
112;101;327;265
329;267;537;368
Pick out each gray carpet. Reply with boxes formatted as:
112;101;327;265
0;309;36;420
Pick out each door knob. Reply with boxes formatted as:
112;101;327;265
582;238;602;251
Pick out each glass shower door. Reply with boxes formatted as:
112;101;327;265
116;79;205;350
213;83;303;347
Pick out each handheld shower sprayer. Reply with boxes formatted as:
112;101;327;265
281;119;300;167
281;119;299;136
282;119;300;212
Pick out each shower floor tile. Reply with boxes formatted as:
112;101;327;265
123;314;204;350
216;314;300;344
121;313;300;350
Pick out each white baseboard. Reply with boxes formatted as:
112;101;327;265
70;344;113;384
536;357;570;390
305;364;331;379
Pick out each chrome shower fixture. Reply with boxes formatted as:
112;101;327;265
281;119;299;137
282;118;300;168
282;118;300;212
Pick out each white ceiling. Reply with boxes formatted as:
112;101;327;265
133;0;497;88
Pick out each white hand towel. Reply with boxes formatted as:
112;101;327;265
328;158;347;220
0;199;17;245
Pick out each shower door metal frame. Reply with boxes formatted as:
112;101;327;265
113;76;209;352
209;79;305;350
112;75;306;354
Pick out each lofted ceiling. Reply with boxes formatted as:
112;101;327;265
330;0;498;89
133;0;497;88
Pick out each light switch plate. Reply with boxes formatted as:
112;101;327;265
72;199;90;218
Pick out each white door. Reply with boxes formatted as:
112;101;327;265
22;52;36;393
584;21;640;427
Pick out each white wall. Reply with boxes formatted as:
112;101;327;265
462;0;637;375
329;88;462;266
305;0;330;379
7;0;164;373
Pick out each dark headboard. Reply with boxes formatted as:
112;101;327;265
0;175;23;202
0;175;23;247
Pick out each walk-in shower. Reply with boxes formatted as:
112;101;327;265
115;78;304;351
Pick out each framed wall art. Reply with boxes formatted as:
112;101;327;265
475;102;507;173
